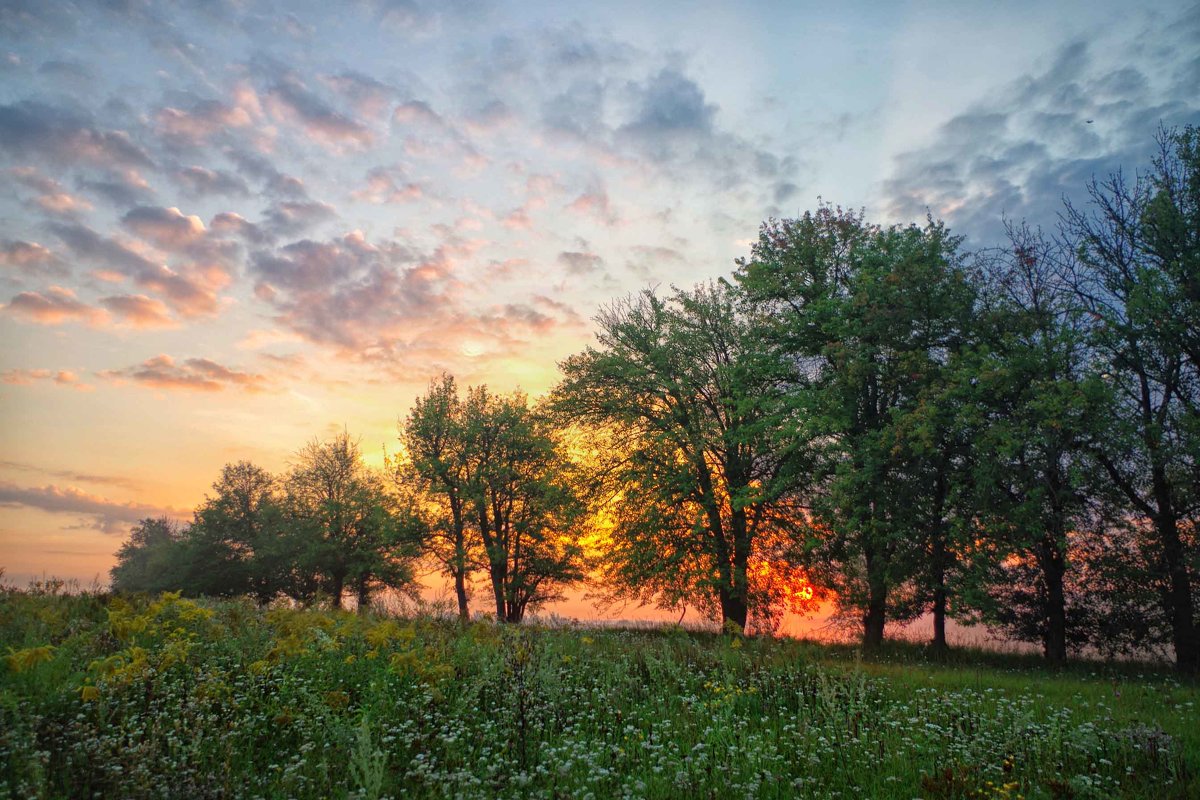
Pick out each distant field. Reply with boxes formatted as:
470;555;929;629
2;588;1196;799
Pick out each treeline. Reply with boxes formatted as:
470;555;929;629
114;126;1200;672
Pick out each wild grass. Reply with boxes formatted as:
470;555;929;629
1;585;1196;799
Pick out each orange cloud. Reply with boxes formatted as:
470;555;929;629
3;286;108;326
1;368;94;391
99;294;178;329
99;354;270;393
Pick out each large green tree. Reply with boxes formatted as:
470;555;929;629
736;207;976;648
284;432;420;611
185;461;287;602
553;282;808;634
110;517;186;594
399;374;480;620
1063;125;1200;672
956;224;1111;663
460;387;586;623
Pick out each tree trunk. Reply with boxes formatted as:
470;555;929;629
931;534;948;651
728;506;752;634
453;568;469;621
355;577;370;615
863;589;887;650
330;572;345;610
1038;534;1068;665
863;542;888;649
1157;512;1199;673
720;589;749;633
475;505;507;621
450;497;470;621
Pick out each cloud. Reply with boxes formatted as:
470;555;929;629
619;68;715;143
880;9;1200;244
2;286;107;326
222;147;309;198
565;185;617;225
0;460;140;491
48;221;226;317
351;166;425;204
121;206;207;250
0;481;178;534
1;368;93;391
100;354;270;393
173;165;250;197
155;90;258;148
265;73;374;150
557;250;604;276
37;59;92;90
321;71;399;119
391;99;448;129
76;168;154;207
246;228;583;375
98;294;178;328
0;100;153;167
8;166;93;217
261;199;338;237
0;239;64;275
209;211;268;244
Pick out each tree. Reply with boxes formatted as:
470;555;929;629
1062;125;1200;672
461;387;586;623
400;374;479;620
284;432;420;611
956;224;1111;663
553;282;810;634
110;517;186;593
186;461;285;602
735;206;976;648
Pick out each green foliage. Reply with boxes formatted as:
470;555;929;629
1061;124;1200;673
111;436;423;611
401;378;587;623
1;590;1196;799
551;281;810;634
952;223;1115;661
736;206;977;646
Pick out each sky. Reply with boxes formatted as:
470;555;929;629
1;0;1198;617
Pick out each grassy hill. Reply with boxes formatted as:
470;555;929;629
2;587;1196;799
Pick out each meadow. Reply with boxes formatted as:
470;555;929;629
1;585;1196;800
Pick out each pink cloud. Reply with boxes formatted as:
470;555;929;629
266;76;374;150
100;354;270;393
0;239;58;272
156;88;258;147
2;286;108;326
566;186;617;224
98;294;178;329
0;481;179;534
2;368;94;392
9;166;93;217
121;206;207;250
351;167;425;204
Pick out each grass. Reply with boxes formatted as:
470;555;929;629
1;585;1196;799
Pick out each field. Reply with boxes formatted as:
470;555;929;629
1;586;1196;799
